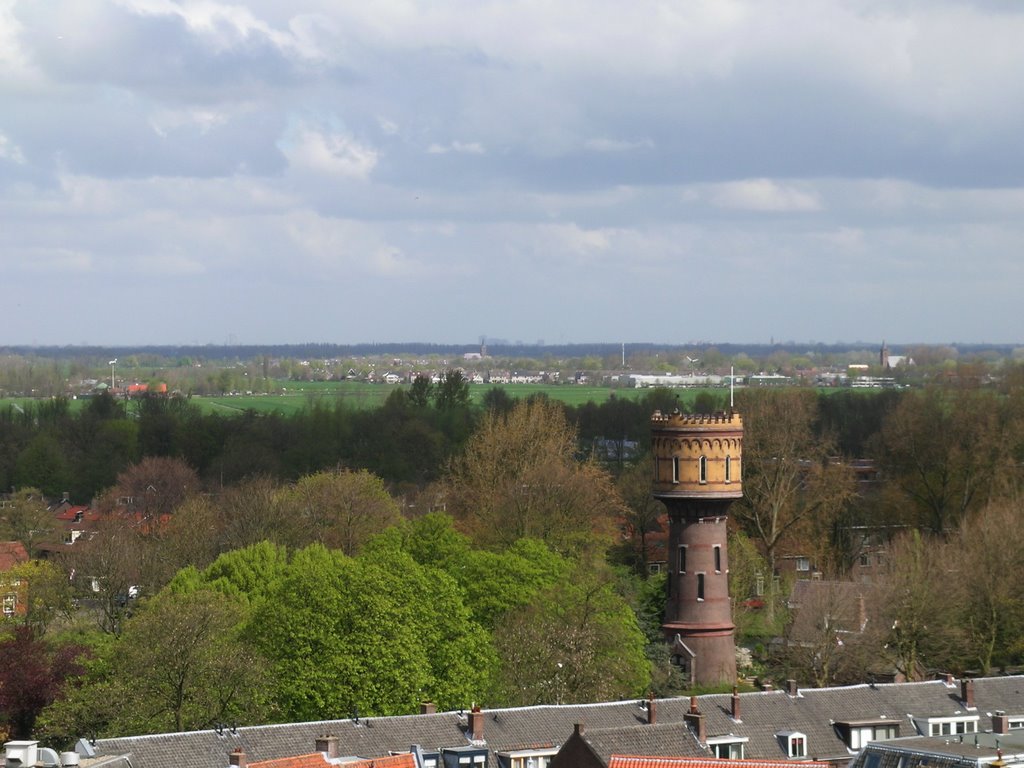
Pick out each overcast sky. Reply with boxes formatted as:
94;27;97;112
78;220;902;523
3;0;1023;346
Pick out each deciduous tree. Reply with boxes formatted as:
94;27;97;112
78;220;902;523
279;469;401;555
734;389;854;577
446;399;625;554
490;565;649;706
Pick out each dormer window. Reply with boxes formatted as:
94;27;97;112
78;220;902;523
836;720;899;749
707;736;748;760
498;748;558;768
777;731;807;758
920;716;979;737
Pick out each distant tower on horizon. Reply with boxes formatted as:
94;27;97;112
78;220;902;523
880;340;890;369
651;408;743;688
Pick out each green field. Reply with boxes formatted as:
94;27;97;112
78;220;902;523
193;381;649;414
0;381;730;417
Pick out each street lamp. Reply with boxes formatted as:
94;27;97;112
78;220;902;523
109;359;117;392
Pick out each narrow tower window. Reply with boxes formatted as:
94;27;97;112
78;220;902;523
697;573;705;601
714;545;722;573
725;455;732;483
672;456;680;484
699;455;708;484
678;545;687;574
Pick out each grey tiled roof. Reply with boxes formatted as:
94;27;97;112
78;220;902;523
90;677;1024;768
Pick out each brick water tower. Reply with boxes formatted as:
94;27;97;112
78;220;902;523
651;408;743;687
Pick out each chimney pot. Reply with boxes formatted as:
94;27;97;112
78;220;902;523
787;679;798;697
228;748;247;768
689;696;699;715
731;687;741;722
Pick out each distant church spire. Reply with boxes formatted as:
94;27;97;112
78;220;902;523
880;340;890;369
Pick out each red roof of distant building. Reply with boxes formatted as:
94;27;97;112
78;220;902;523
0;541;29;571
54;505;100;523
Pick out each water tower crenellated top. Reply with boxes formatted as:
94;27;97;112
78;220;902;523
650;409;743;500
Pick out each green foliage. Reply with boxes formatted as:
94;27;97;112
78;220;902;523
490;564;650;706
168;541;291;608
250;543;496;719
368;514;572;629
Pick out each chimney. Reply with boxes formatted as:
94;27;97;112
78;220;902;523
468;706;484;741
315;736;340;759
961;679;975;709
574;723;585;737
62;491;70;502
420;702;436;715
228;748;247;768
993;712;1010;735
786;679;799;697
731;686;741;722
944;673;954;686
647;694;657;725
684;707;706;745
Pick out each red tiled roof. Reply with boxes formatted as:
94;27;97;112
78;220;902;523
249;754;326;768
54;506;100;522
610;759;831;768
251;753;417;768
0;541;29;571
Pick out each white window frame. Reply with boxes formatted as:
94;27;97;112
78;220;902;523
777;731;807;758
707;736;748;760
922;716;979;737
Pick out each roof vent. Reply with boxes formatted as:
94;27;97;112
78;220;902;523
4;741;39;767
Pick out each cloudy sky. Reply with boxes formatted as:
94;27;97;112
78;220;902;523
3;0;1023;346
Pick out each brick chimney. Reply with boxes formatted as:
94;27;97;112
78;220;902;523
731;686;741;722
420;702;437;715
993;712;1010;735
315;736;339;759
684;698;706;744
943;673;955;686
786;679;799;697
228;748;247;768
468;706;484;741
647;694;657;725
961;679;975;709
574;723;585;737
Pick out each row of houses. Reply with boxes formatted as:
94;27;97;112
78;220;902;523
28;675;1020;768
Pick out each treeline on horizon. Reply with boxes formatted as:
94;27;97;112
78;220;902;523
1;383;903;504
2;340;1021;363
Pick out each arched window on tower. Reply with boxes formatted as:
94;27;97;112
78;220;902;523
699;455;708;484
